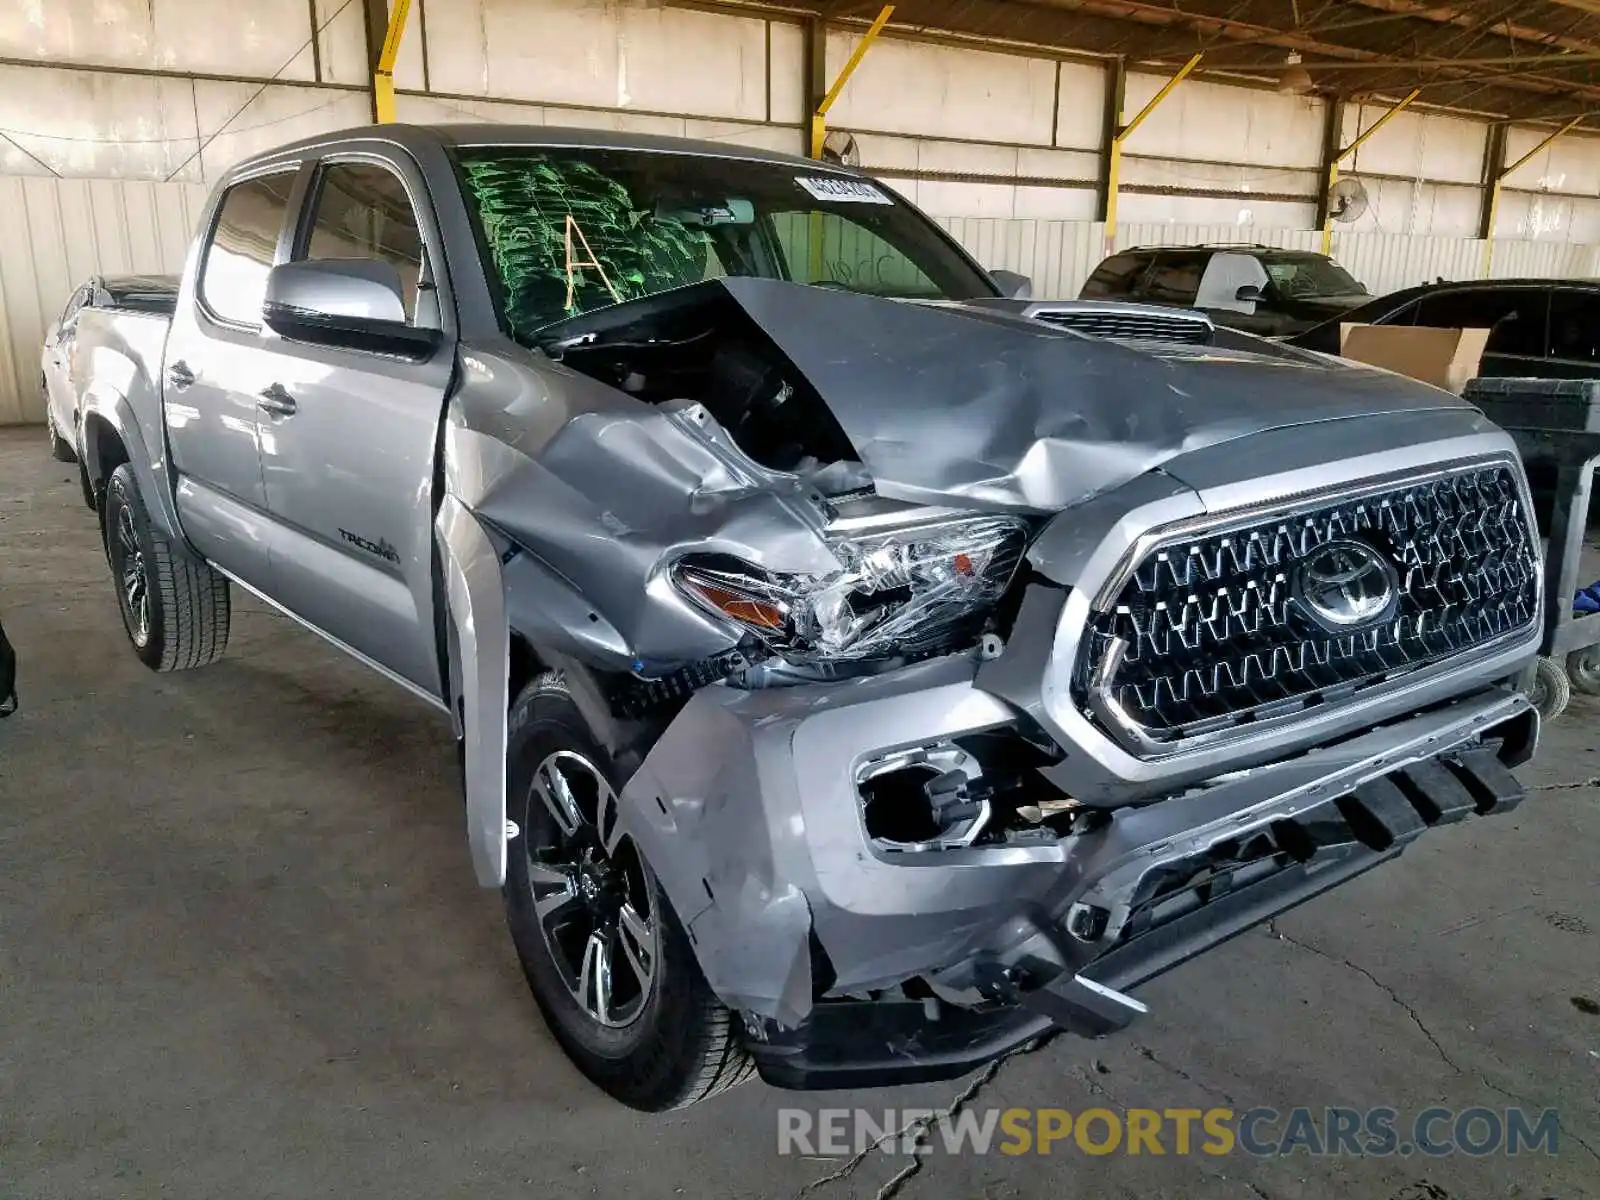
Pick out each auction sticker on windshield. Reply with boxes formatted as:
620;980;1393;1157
795;176;893;204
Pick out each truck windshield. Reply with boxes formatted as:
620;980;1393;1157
453;145;997;339
1262;254;1369;300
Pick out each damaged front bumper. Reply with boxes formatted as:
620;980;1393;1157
616;655;1536;1091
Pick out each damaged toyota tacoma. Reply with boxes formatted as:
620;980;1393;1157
74;124;1543;1111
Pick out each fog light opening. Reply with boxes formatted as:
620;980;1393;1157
858;745;990;853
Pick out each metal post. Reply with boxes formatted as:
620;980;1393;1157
1101;53;1200;258
1096;58;1127;253
803;17;826;160
369;0;412;124
1320;88;1421;255
1478;122;1508;275
1312;97;1345;232
810;5;893;159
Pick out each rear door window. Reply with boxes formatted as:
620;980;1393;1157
1081;252;1151;298
1547;289;1600;366
200;172;298;328
1411;288;1548;359
1140;253;1209;305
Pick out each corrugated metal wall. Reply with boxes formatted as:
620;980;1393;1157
0;175;206;424
1488;239;1600;281
937;217;1106;301
1326;233;1483;297
3;171;1599;424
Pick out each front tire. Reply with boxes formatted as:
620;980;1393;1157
103;464;231;672
503;673;754;1111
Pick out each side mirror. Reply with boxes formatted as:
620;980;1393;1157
1235;284;1263;303
262;259;439;358
990;269;1032;300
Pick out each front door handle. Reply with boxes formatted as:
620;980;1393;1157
167;360;196;390
258;383;297;417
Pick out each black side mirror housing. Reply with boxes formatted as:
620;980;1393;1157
262;259;440;359
990;269;1033;300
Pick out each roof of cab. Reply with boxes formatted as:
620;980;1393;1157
232;122;848;178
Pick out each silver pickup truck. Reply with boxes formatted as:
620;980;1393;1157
72;123;1543;1112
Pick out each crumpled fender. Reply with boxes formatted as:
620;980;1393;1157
435;350;843;890
435;494;510;887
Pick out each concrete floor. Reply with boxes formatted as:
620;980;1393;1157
1;425;1597;1200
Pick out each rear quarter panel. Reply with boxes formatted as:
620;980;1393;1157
75;308;183;540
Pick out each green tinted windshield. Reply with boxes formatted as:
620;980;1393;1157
454;146;995;339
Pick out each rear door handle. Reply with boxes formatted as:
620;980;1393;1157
167;360;196;390
257;382;297;417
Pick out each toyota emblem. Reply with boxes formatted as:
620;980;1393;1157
1295;540;1398;629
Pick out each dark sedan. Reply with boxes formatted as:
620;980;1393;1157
1288;278;1600;379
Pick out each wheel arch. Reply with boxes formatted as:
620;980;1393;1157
80;409;128;525
80;391;181;542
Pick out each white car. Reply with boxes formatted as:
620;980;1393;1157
40;275;178;462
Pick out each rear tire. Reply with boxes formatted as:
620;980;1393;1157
103;464;231;672
503;673;755;1111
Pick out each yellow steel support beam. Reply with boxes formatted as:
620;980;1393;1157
1503;113;1585;177
1102;53;1201;252
1320;88;1420;255
1119;53;1202;143
373;0;412;125
810;5;893;159
1481;113;1584;276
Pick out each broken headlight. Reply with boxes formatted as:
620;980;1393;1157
672;517;1027;662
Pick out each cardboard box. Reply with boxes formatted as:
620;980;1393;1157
1337;324;1491;395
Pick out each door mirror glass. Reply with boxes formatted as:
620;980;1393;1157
263;260;438;357
990;269;1032;299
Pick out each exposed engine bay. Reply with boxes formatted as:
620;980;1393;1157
538;280;867;491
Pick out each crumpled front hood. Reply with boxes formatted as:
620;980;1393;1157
717;278;1470;513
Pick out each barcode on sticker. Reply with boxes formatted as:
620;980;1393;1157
794;176;893;204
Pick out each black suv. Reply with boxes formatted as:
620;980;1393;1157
1080;244;1373;336
1288;278;1600;379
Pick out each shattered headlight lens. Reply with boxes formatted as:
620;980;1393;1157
672;517;1027;662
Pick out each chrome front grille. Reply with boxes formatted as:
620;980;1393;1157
1030;309;1213;344
1078;462;1540;749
